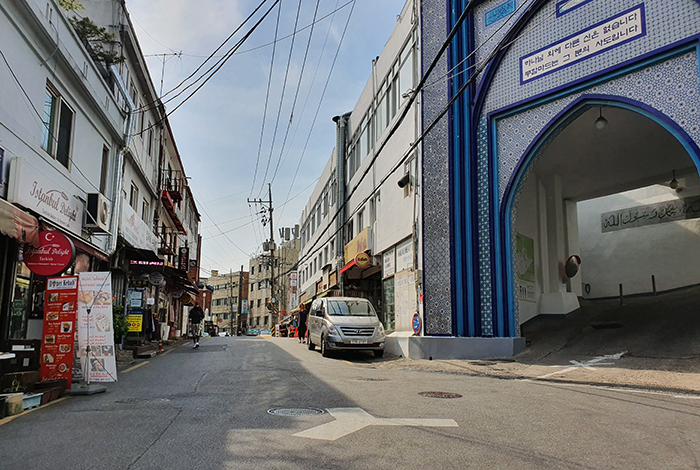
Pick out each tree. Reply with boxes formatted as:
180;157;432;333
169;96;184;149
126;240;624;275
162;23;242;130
69;17;125;67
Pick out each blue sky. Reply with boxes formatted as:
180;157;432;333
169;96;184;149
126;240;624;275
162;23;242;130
126;0;409;277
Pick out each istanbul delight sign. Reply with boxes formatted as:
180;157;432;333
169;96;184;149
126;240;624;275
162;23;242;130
24;231;76;276
8;157;84;235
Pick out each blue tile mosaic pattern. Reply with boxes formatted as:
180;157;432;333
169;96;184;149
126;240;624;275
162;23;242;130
422;0;453;335
474;0;535;90
497;52;700;203
474;0;700;337
481;1;700;112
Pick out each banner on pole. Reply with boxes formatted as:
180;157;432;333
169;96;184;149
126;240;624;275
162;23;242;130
77;272;118;382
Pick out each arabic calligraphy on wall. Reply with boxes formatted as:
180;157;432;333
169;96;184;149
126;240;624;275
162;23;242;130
601;196;700;233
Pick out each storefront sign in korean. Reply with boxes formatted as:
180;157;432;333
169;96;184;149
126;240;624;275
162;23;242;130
126;313;143;332
520;5;646;83
344;228;369;264
396;238;414;272
8;157;84;235
40;276;78;388
383;247;395;278
24;231;75;276
77;272;117;383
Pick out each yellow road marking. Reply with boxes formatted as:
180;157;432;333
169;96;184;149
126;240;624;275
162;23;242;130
122;361;149;373
0;396;68;426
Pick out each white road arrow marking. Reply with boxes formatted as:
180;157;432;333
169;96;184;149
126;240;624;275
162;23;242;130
538;351;627;379
293;407;458;441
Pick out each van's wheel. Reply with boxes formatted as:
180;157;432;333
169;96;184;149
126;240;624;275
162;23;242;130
374;349;384;358
321;335;330;357
307;336;315;351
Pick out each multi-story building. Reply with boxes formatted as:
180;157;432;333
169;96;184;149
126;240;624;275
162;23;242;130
79;0;201;339
298;0;420;341
248;239;299;331
0;0;127;346
208;269;249;335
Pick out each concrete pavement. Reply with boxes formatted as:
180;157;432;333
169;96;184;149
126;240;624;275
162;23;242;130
373;286;700;395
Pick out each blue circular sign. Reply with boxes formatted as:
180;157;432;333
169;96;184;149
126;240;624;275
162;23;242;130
412;313;421;335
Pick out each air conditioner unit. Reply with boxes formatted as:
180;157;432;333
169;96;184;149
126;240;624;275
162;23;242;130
85;193;111;232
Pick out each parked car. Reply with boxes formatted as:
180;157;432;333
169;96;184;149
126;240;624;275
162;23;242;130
307;297;385;357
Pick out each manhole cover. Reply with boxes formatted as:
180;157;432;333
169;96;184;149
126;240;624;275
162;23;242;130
418;391;463;399
590;322;624;330
267;407;326;416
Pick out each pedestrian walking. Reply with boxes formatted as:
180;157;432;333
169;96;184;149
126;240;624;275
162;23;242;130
189;302;205;348
297;303;308;343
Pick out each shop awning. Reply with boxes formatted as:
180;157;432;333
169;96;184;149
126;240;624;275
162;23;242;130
303;298;314;305
40;220;108;260
339;260;356;274
164;265;199;295
0;198;39;247
125;246;162;263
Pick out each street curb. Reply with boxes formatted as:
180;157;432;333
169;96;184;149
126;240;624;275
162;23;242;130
399;365;700;396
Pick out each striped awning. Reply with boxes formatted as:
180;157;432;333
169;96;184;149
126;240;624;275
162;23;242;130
0;198;39;247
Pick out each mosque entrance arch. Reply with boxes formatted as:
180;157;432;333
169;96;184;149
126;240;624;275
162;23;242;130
500;97;700;355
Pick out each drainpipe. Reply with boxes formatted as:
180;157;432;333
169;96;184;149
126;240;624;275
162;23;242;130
333;112;351;296
108;65;135;256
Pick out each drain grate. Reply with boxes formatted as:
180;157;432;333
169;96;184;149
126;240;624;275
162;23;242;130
418;391;463;399
590;322;624;330
358;378;389;382
267;407;326;416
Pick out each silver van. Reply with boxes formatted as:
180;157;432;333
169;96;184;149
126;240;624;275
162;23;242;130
307;297;385;357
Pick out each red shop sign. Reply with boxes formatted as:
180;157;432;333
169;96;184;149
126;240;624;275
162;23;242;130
24;231;75;276
354;252;371;268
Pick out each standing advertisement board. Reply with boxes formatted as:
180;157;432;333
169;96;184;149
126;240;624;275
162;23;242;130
40;276;78;388
77;272;117;382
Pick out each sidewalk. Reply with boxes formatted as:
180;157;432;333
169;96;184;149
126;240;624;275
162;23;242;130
117;339;187;371
375;354;700;395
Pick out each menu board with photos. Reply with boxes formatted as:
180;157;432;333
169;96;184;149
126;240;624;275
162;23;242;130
40;276;78;388
77;272;118;383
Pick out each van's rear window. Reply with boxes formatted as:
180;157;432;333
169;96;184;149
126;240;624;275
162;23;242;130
327;300;375;316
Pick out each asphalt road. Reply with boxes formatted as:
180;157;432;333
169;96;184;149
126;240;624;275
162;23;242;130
1;336;699;469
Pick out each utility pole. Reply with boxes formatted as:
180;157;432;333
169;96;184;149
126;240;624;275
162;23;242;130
229;268;234;335
248;184;276;332
237;265;243;335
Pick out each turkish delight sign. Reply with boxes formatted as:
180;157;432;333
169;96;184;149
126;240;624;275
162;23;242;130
520;4;645;83
77;272;117;382
40;276;78;388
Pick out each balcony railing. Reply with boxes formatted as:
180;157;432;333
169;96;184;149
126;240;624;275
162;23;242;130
158;228;176;256
160;169;186;203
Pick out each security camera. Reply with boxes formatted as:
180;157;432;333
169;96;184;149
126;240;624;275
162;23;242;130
397;174;410;188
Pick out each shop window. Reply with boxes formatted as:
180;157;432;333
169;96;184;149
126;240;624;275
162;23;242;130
41;85;74;169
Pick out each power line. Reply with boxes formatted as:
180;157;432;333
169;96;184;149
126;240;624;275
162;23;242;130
133;1;280;137
266;0;322;192
277;0;356;222
0;49;102;194
249;0;283;199
294;0;536;268
256;0;305;198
